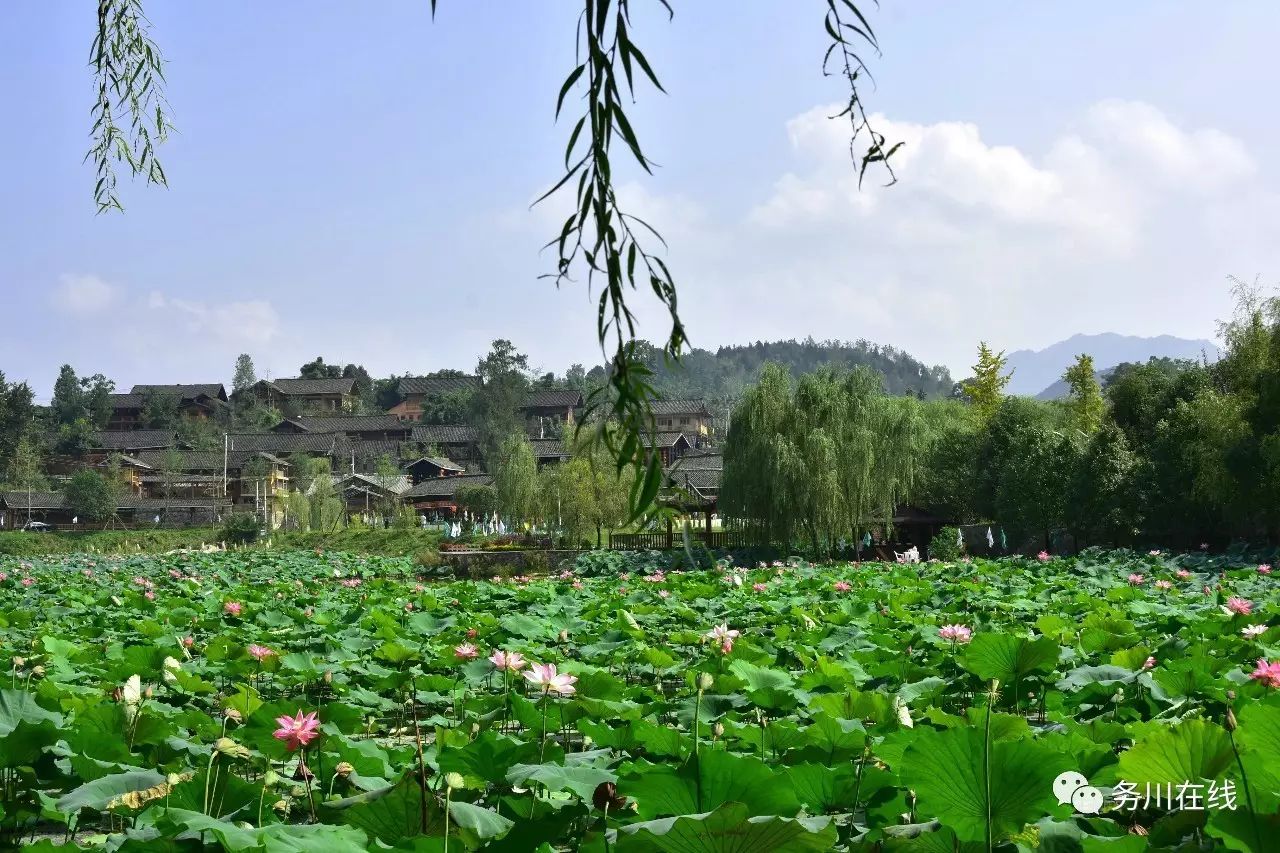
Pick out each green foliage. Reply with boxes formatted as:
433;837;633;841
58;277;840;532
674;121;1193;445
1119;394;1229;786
64;470;117;523
471;340;531;465
721;363;926;553
140;387;180;429
1064;353;1105;433
492;435;538;523
455;484;498;519
0;372;35;479
0;527;221;556
231;353;257;394
0;548;1272;848
220;512;262;545
930;526;964;562
959;342;1011;424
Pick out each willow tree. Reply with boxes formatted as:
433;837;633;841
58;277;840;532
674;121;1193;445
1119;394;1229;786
81;0;900;519
492;434;538;523
721;364;928;553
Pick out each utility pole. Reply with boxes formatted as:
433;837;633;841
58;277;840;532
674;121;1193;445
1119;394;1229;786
222;433;229;498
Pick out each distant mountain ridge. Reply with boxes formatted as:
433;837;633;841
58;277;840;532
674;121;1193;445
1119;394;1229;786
1003;333;1219;398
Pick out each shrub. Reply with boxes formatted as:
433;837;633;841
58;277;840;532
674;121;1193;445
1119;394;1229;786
930;526;964;562
221;513;263;545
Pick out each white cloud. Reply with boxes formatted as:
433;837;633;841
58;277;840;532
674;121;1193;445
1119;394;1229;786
146;291;280;346
614;99;1278;374
52;274;116;313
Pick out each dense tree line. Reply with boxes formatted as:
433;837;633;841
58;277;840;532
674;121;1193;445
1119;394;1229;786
724;283;1280;552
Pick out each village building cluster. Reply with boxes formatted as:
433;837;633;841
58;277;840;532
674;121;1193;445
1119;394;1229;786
0;377;722;531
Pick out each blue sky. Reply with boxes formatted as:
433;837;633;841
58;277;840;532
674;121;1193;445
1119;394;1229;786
3;2;1279;399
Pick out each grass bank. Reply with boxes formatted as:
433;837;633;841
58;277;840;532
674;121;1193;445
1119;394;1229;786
0;527;223;557
264;527;442;556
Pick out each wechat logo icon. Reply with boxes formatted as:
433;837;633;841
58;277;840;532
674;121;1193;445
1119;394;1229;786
1053;770;1104;815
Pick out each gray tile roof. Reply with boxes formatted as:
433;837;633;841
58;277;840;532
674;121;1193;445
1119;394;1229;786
226;433;338;454
0;492;65;510
132;449;290;472
411;424;479;444
529;438;568;459
643;431;689;449
91;430;179;451
275;415;409;434
106;393;144;409
651;399;711;416
668;450;722;471
335;473;413;496
523;389;584;409
397;375;480;397
130;383;228;402
404;456;465;473
0;492;228;512
263;378;355;396
403;473;492;499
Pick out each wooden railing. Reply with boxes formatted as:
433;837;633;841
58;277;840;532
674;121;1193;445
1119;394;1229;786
609;529;765;550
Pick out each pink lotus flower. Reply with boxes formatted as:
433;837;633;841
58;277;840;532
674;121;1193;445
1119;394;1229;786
0;573;7;582
833;580;852;592
658;589;670;599
1177;569;1191;579
559;570;574;580
1249;659;1280;689
182;636;194;649
491;575;503;583
273;710;321;750
144;591;155;601
1225;597;1254;616
1200;543;1210;550
247;644;275;661
523;663;577;696
1242;624;1268;640
223;601;242;616
1148;550;1161;557
82;569;94;577
1142;656;1156;670
752;582;768;593
489;650;526;672
20;577;33;587
938;624;973;644
644;571;666;583
705;624;740;645
1128;573;1145;585
1154;580;1172;590
1259;564;1272;575
572;580;583;590
619;572;631;581
454;643;479;661
1037;551;1051;562
719;638;734;655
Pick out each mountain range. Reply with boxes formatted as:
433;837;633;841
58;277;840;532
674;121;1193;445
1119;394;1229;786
1003;333;1220;399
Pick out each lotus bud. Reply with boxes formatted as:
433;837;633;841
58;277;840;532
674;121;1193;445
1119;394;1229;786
335;762;354;777
470;723;480;736
12;657;24;669
696;672;714;692
224;707;243;723
31;665;45;678
1225;707;1238;732
559;630;570;643
713;722;725;739
214;737;251;760
271;799;289;813
144;685;154;699
444;772;465;791
263;769;280;787
323;670;333;684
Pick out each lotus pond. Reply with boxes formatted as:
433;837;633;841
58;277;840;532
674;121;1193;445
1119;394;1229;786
0;549;1278;851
